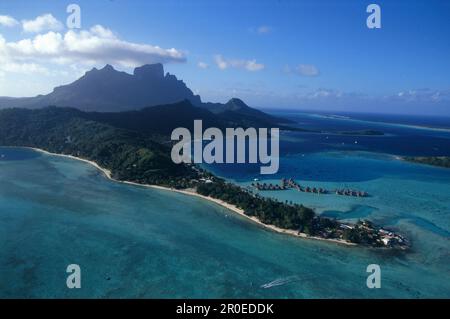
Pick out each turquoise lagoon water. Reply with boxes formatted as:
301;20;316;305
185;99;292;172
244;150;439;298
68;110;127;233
0;147;449;298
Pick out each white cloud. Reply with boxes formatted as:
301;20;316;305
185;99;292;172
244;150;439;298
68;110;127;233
257;26;272;34
197;61;209;69
297;64;320;76
392;88;450;103
22;14;64;33
214;55;264;72
0;15;19;27
245;60;265;71
0;24;186;74
214;55;228;70
0;61;48;75
248;26;273;35
285;64;320;77
295;87;450;105
305;88;343;99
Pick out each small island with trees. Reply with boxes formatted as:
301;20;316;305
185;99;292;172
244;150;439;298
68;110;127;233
404;156;450;169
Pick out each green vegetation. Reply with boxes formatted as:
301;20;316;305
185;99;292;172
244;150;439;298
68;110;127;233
404;156;450;169
0;106;407;248
0;107;197;187
197;181;318;233
342;226;378;245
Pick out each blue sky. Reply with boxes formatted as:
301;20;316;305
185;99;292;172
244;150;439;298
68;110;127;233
0;0;449;115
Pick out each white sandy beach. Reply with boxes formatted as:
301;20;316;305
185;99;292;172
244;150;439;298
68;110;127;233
28;147;355;246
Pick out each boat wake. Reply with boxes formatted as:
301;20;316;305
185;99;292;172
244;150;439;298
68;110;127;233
260;276;300;289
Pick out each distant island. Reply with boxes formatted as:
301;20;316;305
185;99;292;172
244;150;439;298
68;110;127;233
403;156;450;169
338;129;384;136
0;106;408;249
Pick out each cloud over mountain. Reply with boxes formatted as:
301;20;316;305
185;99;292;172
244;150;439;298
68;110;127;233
0;24;186;74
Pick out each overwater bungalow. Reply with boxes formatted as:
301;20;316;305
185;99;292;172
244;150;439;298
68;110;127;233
279;177;368;197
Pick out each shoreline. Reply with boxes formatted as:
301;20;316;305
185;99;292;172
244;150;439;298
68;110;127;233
26;146;355;246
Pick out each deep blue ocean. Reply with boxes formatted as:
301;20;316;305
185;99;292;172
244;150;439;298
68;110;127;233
0;111;449;298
